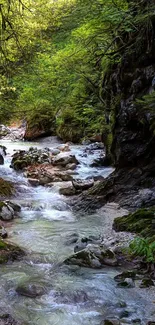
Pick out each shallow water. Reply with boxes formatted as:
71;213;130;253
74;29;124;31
0;138;154;325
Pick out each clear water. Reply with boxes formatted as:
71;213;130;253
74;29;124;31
0;138;154;325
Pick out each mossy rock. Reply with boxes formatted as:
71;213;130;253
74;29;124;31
0;178;14;197
113;207;155;239
0;239;24;264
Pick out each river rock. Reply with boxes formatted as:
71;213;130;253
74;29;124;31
28;178;40;186
74;235;102;253
52;153;79;167
0;227;7;239
6;201;21;212
65;233;79;245
0;313;25;325
72;179;94;191
11;147;51;171
114;271;137;283
139;278;154;288
51;148;60;155
0;203;14;221
57;144;70;152
103;320;120;325
64;244;118;268
66;163;77;170
16;282;47;298
117;278;135;288
59;185;77;196
54;289;88;304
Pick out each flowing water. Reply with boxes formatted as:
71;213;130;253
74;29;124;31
0;138;155;325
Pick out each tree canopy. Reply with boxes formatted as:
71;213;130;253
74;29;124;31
0;0;152;141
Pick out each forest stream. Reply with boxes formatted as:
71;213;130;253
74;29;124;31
0;138;155;325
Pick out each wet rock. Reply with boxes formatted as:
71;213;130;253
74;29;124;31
74;235;102;252
102;319;120;325
72;179;94;191
66;163;77;170
52;153;79;167
86;142;104;150
117;278;135;288
0;313;25;325
57;144;70;152
54;289;88;304
0;155;4;165
51;149;60;155
0;145;7;156
65;233;79;245
0;240;24;264
0;227;7;239
11;147;51;171
114;271;136;283
64;244;118;268
16;282;47;298
59;186;77;196
28;178;40;186
6;201;21;212
139;278;154;288
0;203;14;221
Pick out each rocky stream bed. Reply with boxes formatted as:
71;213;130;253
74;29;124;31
0;136;154;325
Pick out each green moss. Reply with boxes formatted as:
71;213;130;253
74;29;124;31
0;240;7;249
113;207;155;240
0;178;14;197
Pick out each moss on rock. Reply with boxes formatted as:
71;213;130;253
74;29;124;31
113;207;155;239
0;239;24;264
0;178;14;197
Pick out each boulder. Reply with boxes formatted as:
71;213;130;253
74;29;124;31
0;145;7;155
64;244;118;268
51;148;60;155
52;153;79;167
16;282;47;298
72;179;94;191
28;178;40;186
59;186;77;196
11;147;51;170
0;203;14;221
6;201;21;212
117;278;135;288
74;235;102;253
57;144;70;152
139;278;154;288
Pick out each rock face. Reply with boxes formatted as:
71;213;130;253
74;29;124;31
74;3;155;212
64;244;118;268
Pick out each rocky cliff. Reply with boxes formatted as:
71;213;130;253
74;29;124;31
75;1;155;212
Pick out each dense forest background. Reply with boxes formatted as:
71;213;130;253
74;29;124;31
0;0;153;143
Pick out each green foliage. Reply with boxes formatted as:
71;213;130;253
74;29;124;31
129;237;155;263
1;0;153;142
